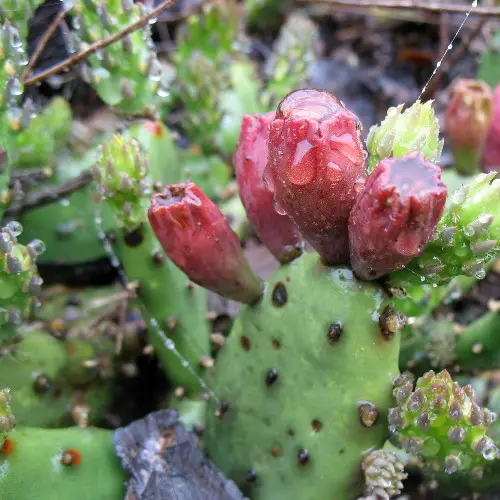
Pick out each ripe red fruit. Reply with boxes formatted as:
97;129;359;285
349;153;447;280
264;89;366;265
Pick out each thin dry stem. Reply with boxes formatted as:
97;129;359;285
22;0;179;87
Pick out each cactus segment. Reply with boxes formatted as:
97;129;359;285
205;252;401;499
0;221;44;346
366;100;443;174
0;329;113;428
261;13;319;109
0;0;44;38
446;79;493;176
74;0;169;114
0;426;125;498
95;133;211;394
390;370;499;474
390;172;500;287
264;88;366;265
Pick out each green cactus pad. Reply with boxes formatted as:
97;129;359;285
205;252;402;499
74;0;169;114
391;172;500;287
0;388;15;437
0;0;44;38
389;370;499;474
0;426;125;498
0;330;112;428
366;100;443;173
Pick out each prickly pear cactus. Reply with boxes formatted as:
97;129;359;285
0;221;44;346
95;133;211;395
0;388;15;437
361;449;407;499
205;252;402;499
389;370;499;474
0;425;125;498
74;0;169;115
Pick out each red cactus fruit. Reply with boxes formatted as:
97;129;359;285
348;153;447;280
482;85;500;173
148;182;263;305
264;88;366;265
234;112;303;263
445;79;493;175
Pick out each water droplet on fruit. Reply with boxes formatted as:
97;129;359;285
287;140;316;185
273;198;287;216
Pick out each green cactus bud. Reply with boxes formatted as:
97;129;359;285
361;450;407;499
261;12;319;109
0;388;15;437
94;134;150;230
390;172;500;287
366;100;443;173
390;370;499;474
0;221;44;346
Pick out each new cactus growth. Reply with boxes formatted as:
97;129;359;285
95;133;212;395
446;79;493;176
389;370;499;473
74;0;169;115
234;112;303;263
366;100;443;173
264;88;366;264
482;85;500;173
262;13;319;109
361;449;407;499
149;182;263;304
0;221;44;346
349;153;447;280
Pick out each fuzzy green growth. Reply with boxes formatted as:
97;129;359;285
389;370;499;474
94;135;150;230
0;388;15;437
361;449;407;499
366;101;443;173
0;221;44;346
0;426;125;498
391;172;500;287
74;0;169;114
261;13;318;109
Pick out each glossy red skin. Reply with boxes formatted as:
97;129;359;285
446;80;493;150
264;89;366;265
148;182;262;305
482;85;500;172
348;153;447;280
234;112;303;263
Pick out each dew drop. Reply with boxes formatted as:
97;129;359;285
286;140;316;185
326;162;343;182
273;198;287;216
6;221;22;236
